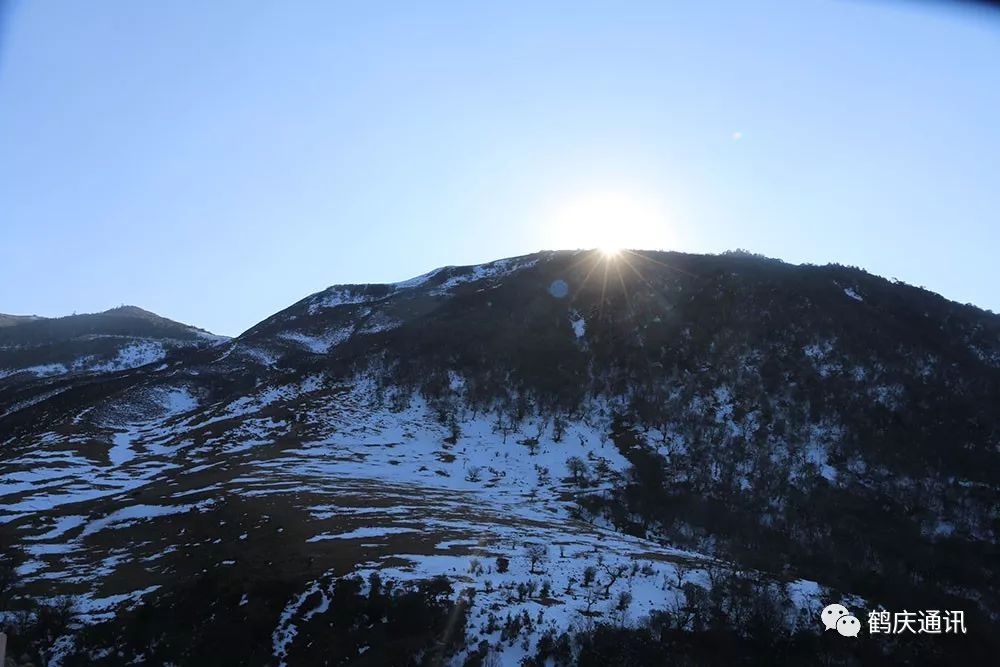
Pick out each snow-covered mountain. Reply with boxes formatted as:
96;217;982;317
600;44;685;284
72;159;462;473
0;306;227;385
1;250;998;665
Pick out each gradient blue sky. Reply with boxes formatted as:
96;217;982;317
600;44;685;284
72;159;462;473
1;1;998;335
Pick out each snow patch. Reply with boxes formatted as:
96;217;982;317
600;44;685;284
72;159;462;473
109;431;136;466
89;341;166;372
306;526;419;542
307;287;384;314
431;256;539;294
569;310;586;339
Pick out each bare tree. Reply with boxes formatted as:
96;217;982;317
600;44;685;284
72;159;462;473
524;543;548;574
581;585;602;631
615;590;633;627
445;414;461;445
552;414;566;443
600;563;629;600
671;563;689;590
565;456;589;486
535;465;551;485
493;413;514;444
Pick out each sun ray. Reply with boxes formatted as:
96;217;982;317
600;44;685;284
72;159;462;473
573;251;606;299
617;251;654;288
612;259;633;316
599;254;611;316
620;249;700;280
617;251;685;319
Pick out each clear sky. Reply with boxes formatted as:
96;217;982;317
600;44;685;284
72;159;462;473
1;1;998;336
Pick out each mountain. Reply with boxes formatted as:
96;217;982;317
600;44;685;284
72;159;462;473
0;305;228;388
1;250;998;665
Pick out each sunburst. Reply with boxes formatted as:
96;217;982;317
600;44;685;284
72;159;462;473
543;191;670;255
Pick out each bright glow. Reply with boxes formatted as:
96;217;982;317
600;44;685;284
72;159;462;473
543;191;670;254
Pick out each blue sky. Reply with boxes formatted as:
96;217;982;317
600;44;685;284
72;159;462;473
1;1;998;336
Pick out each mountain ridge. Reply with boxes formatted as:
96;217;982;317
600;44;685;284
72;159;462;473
0;304;229;390
1;248;998;664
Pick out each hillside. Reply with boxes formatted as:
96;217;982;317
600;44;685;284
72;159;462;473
0;305;228;389
1;249;998;665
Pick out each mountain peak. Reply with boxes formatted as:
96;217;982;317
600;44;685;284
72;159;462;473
100;304;161;318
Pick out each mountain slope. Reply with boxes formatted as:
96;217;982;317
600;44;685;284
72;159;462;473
1;250;998;664
0;305;228;387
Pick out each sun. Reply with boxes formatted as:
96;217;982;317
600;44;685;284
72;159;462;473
543;190;669;254
599;245;621;258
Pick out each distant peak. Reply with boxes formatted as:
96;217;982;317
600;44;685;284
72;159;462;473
101;305;159;318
